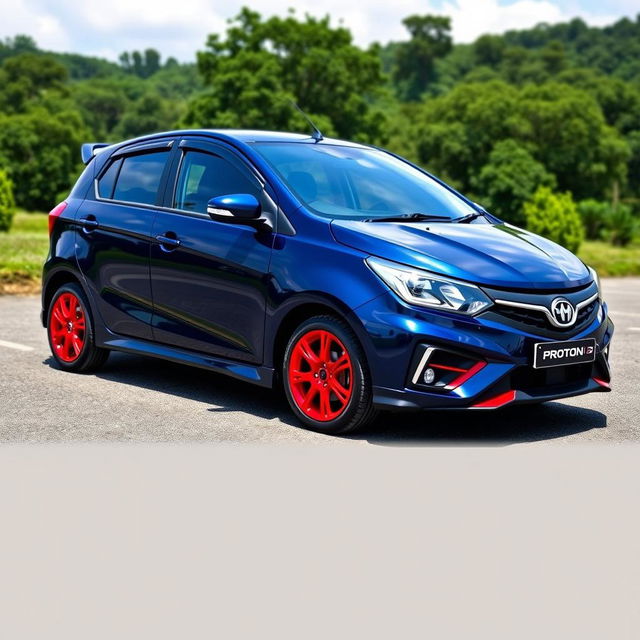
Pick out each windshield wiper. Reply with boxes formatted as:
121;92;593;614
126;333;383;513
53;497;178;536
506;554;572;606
454;211;488;223
363;213;453;223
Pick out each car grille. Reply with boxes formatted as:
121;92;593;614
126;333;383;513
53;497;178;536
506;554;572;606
479;282;600;339
495;300;597;332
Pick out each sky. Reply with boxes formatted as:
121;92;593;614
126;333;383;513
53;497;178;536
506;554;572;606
0;0;638;63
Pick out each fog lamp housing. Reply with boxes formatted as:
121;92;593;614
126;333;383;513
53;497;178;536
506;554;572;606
409;344;486;392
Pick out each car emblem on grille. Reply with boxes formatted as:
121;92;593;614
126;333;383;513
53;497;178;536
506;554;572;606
550;298;576;327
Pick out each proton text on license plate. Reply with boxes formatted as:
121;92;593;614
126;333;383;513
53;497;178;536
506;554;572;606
533;338;597;369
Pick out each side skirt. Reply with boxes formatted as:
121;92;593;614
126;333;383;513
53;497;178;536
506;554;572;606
102;336;275;388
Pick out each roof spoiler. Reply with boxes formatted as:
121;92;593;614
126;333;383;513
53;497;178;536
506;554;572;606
81;142;111;165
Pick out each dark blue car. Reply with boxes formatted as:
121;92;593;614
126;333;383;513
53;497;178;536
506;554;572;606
42;129;613;433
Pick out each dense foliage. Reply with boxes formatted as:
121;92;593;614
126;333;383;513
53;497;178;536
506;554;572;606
523;187;584;252
183;8;386;141
0;9;638;247
0;168;15;232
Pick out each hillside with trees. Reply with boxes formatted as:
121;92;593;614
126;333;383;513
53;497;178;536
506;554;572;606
0;9;638;253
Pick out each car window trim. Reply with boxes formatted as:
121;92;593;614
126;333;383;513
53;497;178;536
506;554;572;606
110;139;174;160
96;156;123;200
177;138;266;188
93;143;176;209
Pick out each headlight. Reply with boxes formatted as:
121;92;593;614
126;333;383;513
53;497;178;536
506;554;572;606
366;257;492;315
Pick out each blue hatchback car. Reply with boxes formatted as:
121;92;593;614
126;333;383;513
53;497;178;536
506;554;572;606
42;129;613;433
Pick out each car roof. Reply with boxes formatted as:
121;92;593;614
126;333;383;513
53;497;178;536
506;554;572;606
110;129;368;149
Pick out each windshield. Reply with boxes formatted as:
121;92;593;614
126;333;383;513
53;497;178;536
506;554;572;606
252;142;475;220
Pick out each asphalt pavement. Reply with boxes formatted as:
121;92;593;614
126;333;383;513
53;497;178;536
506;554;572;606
1;279;639;445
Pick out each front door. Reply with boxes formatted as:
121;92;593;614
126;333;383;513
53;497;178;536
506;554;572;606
149;140;274;363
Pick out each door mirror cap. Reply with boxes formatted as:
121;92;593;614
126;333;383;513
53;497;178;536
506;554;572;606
207;194;261;222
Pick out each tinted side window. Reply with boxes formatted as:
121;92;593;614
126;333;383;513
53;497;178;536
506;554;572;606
97;158;122;199
174;150;259;213
112;151;170;206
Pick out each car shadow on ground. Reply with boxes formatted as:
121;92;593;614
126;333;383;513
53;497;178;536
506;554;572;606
45;352;607;446
355;403;606;446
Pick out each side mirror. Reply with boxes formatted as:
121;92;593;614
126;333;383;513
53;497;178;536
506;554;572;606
207;194;261;223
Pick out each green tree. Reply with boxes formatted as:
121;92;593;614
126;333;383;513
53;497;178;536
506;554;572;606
577;199;611;239
0;108;89;210
119;49;162;78
540;40;567;75
184;8;386;142
72;81;129;138
408;80;629;203
0;34;37;63
523;187;584;252
607;204;636;246
517;83;629;200
393;15;452;101
0;53;68;112
114;93;181;139
472;139;556;226
473;35;505;67
0;168;16;232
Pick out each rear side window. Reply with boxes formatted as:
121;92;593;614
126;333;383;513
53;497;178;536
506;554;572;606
97;158;122;199
110;151;170;205
173;151;259;213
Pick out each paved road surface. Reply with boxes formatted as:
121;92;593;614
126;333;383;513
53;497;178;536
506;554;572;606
1;279;638;445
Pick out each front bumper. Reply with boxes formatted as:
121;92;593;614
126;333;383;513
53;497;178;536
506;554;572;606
355;291;613;411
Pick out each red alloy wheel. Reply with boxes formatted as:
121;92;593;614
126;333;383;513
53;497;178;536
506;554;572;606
288;329;354;422
49;292;86;363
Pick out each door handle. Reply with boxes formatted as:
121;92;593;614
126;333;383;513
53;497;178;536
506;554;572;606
79;216;99;231
155;233;181;251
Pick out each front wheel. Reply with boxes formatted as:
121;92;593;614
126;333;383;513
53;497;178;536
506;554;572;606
283;316;377;434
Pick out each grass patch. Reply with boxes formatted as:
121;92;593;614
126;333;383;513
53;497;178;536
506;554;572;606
578;240;640;277
0;212;48;293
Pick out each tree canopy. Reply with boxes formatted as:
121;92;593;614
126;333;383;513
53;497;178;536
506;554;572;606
0;7;637;243
183;8;387;142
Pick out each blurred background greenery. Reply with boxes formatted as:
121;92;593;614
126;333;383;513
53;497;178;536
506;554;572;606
0;7;639;289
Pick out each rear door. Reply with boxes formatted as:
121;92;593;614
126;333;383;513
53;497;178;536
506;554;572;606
149;138;275;363
76;140;174;340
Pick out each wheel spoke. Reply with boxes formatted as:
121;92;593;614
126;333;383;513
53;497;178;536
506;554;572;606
298;336;320;365
71;334;83;356
59;335;70;359
319;387;331;418
331;354;350;374
329;379;350;405
291;369;315;384
301;386;319;412
60;295;73;319
319;331;331;362
52;307;65;326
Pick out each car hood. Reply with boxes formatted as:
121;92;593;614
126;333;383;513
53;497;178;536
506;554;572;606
330;220;591;290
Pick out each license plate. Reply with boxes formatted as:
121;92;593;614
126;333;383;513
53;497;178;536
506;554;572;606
533;338;596;369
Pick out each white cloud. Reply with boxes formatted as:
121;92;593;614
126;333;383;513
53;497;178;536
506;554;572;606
0;0;633;62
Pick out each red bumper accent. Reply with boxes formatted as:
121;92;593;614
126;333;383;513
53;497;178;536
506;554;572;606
592;377;611;389
472;390;517;409
445;361;486;390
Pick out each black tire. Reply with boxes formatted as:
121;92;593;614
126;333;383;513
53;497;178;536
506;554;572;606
47;282;109;373
282;315;377;434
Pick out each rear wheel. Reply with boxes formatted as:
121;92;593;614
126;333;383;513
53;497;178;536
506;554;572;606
47;283;109;373
283;316;377;434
